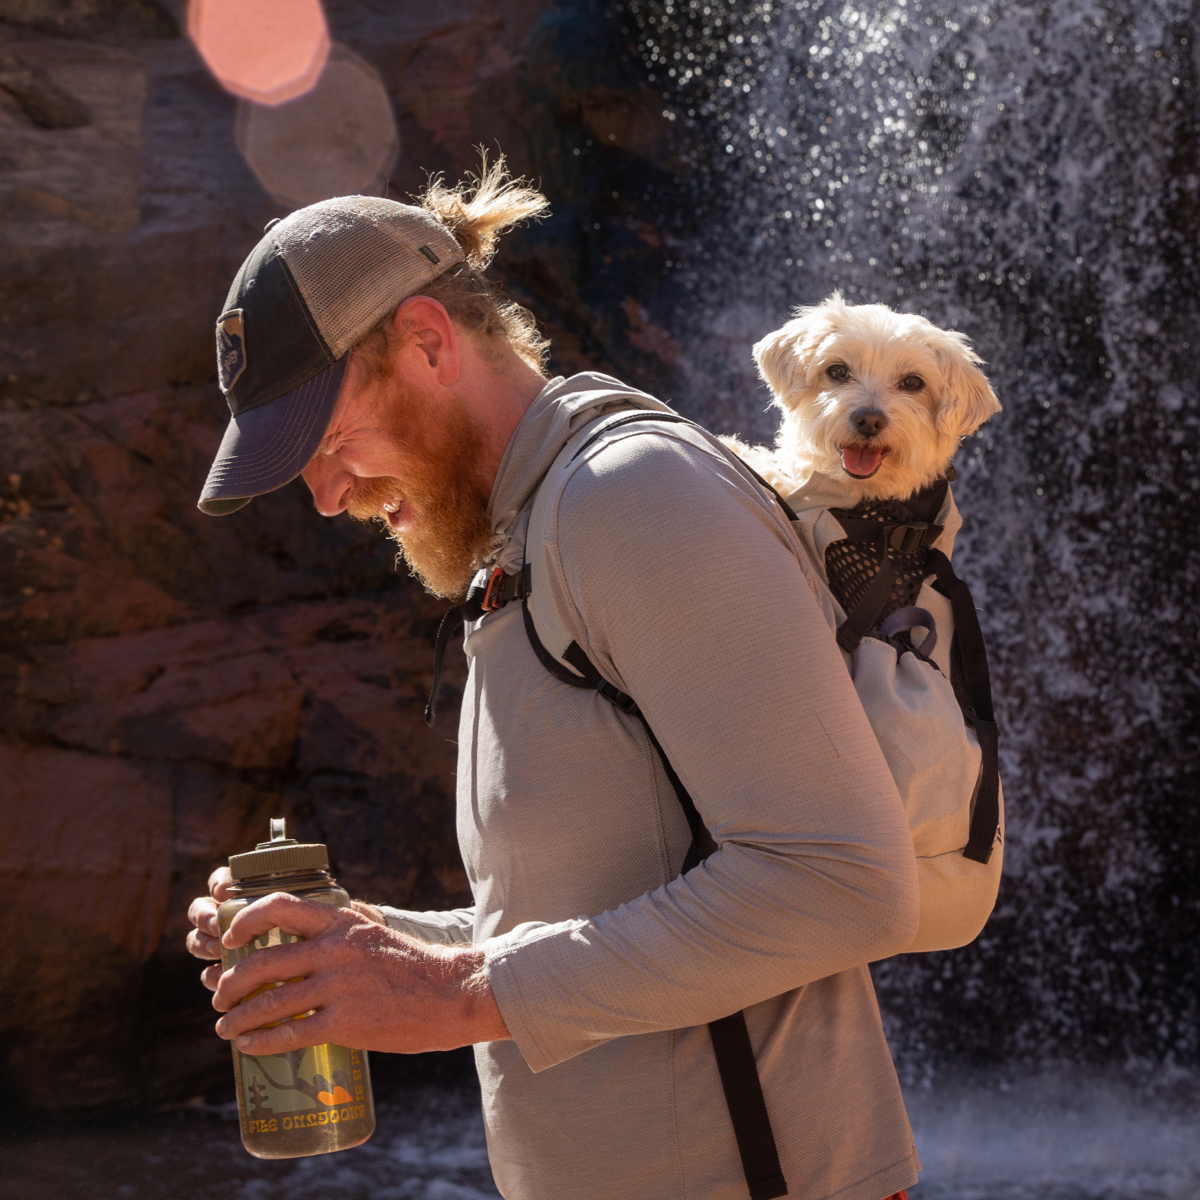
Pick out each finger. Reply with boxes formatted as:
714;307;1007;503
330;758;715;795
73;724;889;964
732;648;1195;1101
208;865;234;902
215;975;324;1041
228;1006;340;1058
201;962;222;992
187;895;220;939
222;891;340;950
186;927;223;961
212;940;319;1012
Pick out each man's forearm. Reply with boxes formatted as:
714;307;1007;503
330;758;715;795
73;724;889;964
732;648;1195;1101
452;948;511;1045
350;899;505;1044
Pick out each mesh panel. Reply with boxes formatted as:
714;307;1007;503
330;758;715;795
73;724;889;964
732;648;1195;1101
824;498;932;639
273;197;465;357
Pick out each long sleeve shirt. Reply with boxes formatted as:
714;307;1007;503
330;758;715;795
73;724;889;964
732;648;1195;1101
382;372;921;1200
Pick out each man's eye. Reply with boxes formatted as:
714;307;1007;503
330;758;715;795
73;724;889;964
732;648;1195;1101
899;374;925;391
826;363;850;382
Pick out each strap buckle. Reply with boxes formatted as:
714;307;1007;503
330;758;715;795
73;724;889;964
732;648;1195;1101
481;566;508;613
888;522;933;553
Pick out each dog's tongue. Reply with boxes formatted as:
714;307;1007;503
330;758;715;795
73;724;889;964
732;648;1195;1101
841;444;884;478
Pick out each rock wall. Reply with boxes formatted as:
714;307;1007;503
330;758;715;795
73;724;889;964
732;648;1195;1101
0;0;687;1112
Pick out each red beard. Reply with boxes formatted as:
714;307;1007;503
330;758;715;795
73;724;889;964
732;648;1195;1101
347;380;495;600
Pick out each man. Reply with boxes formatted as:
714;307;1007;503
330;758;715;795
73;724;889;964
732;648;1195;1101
187;159;921;1200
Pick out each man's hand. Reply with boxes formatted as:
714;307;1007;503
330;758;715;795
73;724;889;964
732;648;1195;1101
210;890;510;1056
186;869;388;992
186;866;234;992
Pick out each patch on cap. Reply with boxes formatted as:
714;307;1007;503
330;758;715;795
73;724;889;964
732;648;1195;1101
216;308;247;394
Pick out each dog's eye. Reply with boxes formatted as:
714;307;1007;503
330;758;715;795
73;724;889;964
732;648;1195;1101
898;374;925;391
826;363;850;383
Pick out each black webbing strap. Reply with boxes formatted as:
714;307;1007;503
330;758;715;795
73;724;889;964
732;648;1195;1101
829;518;944;655
427;411;685;728
522;603;716;870
834;525;896;655
569;410;695;460
926;548;1000;863
573;411;801;529
709;1013;790;1200
431;414;802;1198
738;463;800;523
521;602;781;1197
831;516;945;552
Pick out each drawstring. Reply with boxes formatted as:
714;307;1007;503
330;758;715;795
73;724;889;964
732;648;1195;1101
425;604;474;726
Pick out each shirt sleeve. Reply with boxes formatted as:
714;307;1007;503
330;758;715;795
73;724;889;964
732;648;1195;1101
380;905;476;946
482;430;920;1072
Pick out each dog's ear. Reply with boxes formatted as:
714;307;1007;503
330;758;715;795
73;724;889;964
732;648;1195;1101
752;294;845;407
752;323;808;401
931;329;1001;439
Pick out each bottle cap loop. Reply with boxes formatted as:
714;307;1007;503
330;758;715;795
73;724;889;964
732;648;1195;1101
229;817;329;880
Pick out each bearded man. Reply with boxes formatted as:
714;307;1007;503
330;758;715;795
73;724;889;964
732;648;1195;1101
186;160;922;1200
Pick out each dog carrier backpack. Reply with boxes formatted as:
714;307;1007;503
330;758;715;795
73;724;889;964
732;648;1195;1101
424;407;1003;1200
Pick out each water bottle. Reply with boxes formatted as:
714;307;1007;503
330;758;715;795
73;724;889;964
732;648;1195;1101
218;818;376;1159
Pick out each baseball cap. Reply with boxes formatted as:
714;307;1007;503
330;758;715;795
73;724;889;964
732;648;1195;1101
197;196;466;515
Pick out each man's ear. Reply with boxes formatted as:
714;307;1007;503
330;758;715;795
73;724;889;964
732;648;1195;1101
932;329;1001;439
392;295;460;385
752;292;845;410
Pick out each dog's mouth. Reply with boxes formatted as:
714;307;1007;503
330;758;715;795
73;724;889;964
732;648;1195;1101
839;443;891;479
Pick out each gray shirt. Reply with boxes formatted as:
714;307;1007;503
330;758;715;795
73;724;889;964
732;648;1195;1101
383;373;921;1200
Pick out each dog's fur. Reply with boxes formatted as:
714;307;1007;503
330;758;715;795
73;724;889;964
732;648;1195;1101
726;292;1001;501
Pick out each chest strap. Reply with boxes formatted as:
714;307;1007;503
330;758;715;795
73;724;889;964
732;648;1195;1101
425;564;530;727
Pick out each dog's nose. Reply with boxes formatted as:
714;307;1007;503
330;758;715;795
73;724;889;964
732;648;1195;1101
851;408;888;438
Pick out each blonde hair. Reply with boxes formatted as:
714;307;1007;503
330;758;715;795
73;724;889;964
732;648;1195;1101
357;152;551;374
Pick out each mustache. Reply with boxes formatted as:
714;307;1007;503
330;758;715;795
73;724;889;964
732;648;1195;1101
346;476;403;523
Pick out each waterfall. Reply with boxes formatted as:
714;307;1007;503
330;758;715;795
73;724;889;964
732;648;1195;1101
618;0;1200;1072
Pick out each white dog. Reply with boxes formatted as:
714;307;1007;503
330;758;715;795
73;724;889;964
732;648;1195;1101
726;292;1001;502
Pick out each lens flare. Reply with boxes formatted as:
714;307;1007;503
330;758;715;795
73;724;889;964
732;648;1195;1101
235;44;399;211
187;0;331;107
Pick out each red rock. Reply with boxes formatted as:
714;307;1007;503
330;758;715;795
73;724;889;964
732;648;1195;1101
0;0;676;1112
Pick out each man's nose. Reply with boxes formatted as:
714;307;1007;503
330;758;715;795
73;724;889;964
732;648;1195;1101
301;458;354;516
851;408;888;438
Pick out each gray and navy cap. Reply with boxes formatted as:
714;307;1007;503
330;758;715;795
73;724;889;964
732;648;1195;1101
198;196;465;515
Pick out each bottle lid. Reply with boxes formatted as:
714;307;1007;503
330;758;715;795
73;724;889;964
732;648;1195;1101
229;817;329;881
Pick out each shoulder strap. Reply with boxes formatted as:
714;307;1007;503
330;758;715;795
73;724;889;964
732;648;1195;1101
425;408;693;727
518;410;788;1200
522;605;786;1199
520;599;715;872
567;409;694;459
926;548;1000;864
